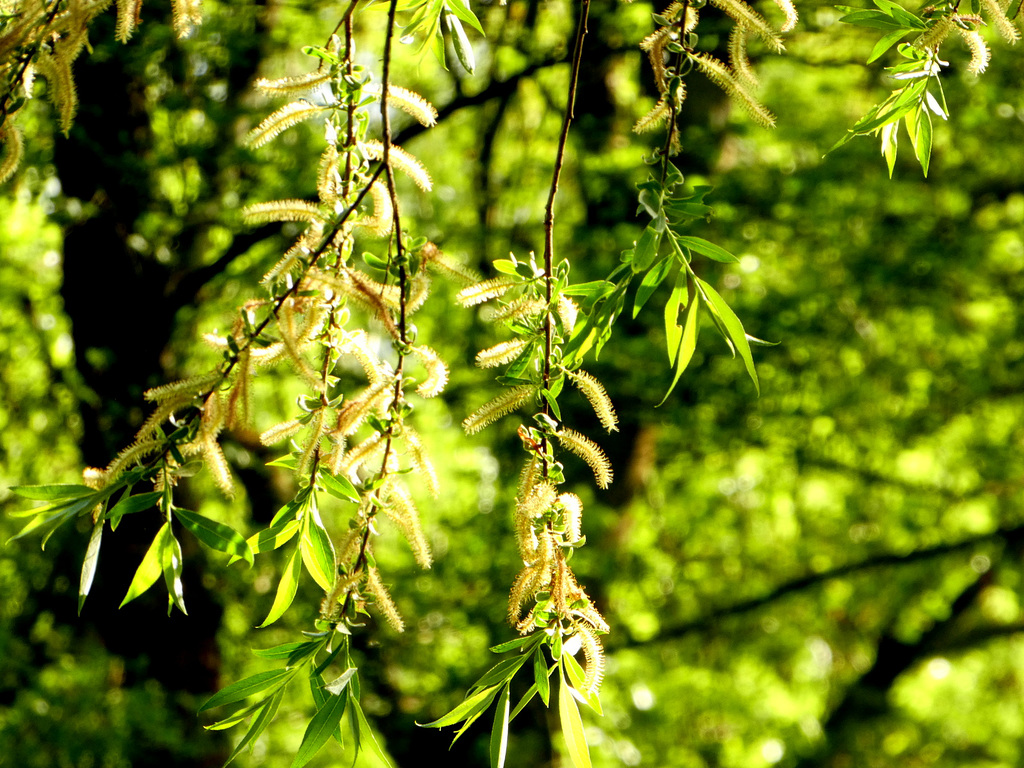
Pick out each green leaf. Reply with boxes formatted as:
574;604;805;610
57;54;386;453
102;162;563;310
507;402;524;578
445;0;485;34
658;298;699;407
9;483;95;500
489;635;540;654
78;521;103;615
253;640;322;664
470;655;532;691
696;277;759;395
247;518;301;557
663;271;688;367
320;472;360;504
120;522;169;608
867;28;913;63
224;689;284;765
509;682;539;722
541;389;562;421
174;507;254;566
300;509;336;592
444;10;475;73
200;669;294;713
291;688;350;768
633;256;673;319
489;684;511;768
675;235;739;264
259;545;302;627
534;645;550;706
913;104;932;176
104;491;162;521
352;697;393;767
558;667;592;768
162;530;188;616
631;225;662;274
419;684;501;728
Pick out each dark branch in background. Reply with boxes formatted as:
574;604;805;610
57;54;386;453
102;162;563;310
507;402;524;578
615;522;1024;647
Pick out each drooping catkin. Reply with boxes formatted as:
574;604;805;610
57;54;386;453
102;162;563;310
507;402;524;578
410;345;448;398
244;102;326;149
360;140;432;192
577;624;606;694
385;484;432;568
366;565;405;632
144;372;222;403
556;428;613;489
959;27;991;73
260;419;303;446
242;199;323;225
202;435;234;497
404;427;439;497
979;0;1020;43
364;83;438;127
559;492;583;543
771;0;799;32
0;123;24;184
463;385;537;434
691;52;776;128
564;368;618;433
709;0;784;52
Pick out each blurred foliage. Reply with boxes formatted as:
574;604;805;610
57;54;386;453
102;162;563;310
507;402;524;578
3;0;1024;767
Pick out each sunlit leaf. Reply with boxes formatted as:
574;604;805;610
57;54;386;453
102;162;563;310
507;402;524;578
200;669;294;713
174;507;254;566
489;683;510;768
78;520;103;615
259;545;302;627
120;522;169;608
558;667;591;768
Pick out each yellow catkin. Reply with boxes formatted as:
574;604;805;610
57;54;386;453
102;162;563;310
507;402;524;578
556;428;613;489
729;27;758;88
338;431;384;475
361;140;433;192
559;492;583;543
411;345;448;398
142;372;218;404
425;246;481;286
490;297;547;324
244;101;326;149
709;0;784;52
508;565;542;624
35;53;77;135
365;179;394;236
114;0;141;41
916;14;956;51
404;427;440;497
242;199;323;225
959;28;991;73
385;484;432;568
577;624;606;694
557;295;579;332
691;52;776;128
255;69;332;96
475;338;530;369
979;0;1020;42
259;419;303;446
463;385;537;434
297;409;326;477
366;566;405;632
456;277;517;307
0;123;24;184
633;98;672;134
202;436;234;497
565;368;618;433
772;0;799;32
364;83;438;127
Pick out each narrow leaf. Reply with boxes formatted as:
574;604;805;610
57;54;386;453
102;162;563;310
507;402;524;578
489;684;511;768
120;522;169;608
224;689;284;765
320;472;360;504
352;697;394;767
509;683;539;722
104;491;162;521
675;235;739;263
9;483;95;500
200;669;293;712
631;225;662;274
259;545;302;627
633;256;673;318
162;530;188;616
534;645;550;706
697;277;759;394
78;521;103;615
291;688;349;768
300;508;336;592
558;667;592;768
175;507;254;566
419;684;501;728
657;298;699;407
